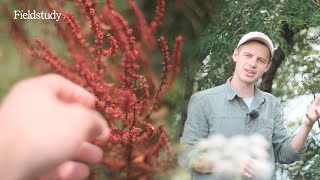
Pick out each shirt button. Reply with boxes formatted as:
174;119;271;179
242;106;247;110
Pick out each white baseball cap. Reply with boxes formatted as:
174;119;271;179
237;32;276;59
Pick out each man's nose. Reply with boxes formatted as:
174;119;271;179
248;58;257;67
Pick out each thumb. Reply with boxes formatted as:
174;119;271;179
36;74;96;108
312;95;320;107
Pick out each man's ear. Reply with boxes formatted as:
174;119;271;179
232;49;239;62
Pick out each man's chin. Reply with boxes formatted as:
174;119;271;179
242;77;258;84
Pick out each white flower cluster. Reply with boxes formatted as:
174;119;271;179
194;51;212;81
304;53;320;62
191;134;273;179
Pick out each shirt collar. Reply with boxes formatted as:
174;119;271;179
225;77;265;104
226;77;238;100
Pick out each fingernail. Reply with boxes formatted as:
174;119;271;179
78;142;103;163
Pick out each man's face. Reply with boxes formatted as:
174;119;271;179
232;41;271;85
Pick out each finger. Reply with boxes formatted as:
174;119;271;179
240;159;255;179
46;161;89;180
246;159;256;175
244;167;255;178
243;171;254;179
241;166;254;179
76;142;103;163
85;110;110;141
305;113;314;127
306;111;317;122
312;95;320;107
37;74;96;108
60;104;109;143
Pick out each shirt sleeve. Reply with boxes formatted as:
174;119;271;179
178;94;209;168
272;101;305;164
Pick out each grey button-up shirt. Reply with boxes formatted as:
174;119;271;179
179;78;304;180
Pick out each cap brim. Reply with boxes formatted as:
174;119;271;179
238;37;274;59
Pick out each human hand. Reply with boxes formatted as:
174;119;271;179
193;163;214;174
240;158;255;179
0;74;109;180
191;153;214;174
305;95;320;128
193;158;256;178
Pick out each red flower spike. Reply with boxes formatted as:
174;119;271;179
4;0;182;179
148;36;171;115
150;0;165;34
167;35;183;90
128;0;156;51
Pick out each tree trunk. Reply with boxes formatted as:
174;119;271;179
260;22;295;93
177;75;194;138
260;48;285;93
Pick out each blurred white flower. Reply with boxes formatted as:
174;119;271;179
194;51;212;81
207;134;227;150
304;54;320;62
248;146;269;159
206;150;224;162
253;160;274;179
214;160;237;176
196;139;211;152
248;134;269;149
260;9;267;14
191;133;273;179
201;72;208;78
170;168;191;180
191;153;214;171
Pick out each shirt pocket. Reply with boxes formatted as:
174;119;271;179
208;116;245;138
254;118;273;142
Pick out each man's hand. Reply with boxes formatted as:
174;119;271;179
0;74;109;180
240;158;255;179
305;95;320;128
193;164;214;174
192;157;256;178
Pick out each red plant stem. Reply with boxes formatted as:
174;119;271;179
105;0;114;10
27;49;84;86
6;0;179;178
148;36;171;117
150;0;165;34
63;12;91;53
128;0;156;51
2;3;30;47
167;35;183;89
82;0;104;74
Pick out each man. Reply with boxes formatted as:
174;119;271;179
0;74;110;180
179;32;320;179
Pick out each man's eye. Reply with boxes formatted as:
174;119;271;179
259;59;267;63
